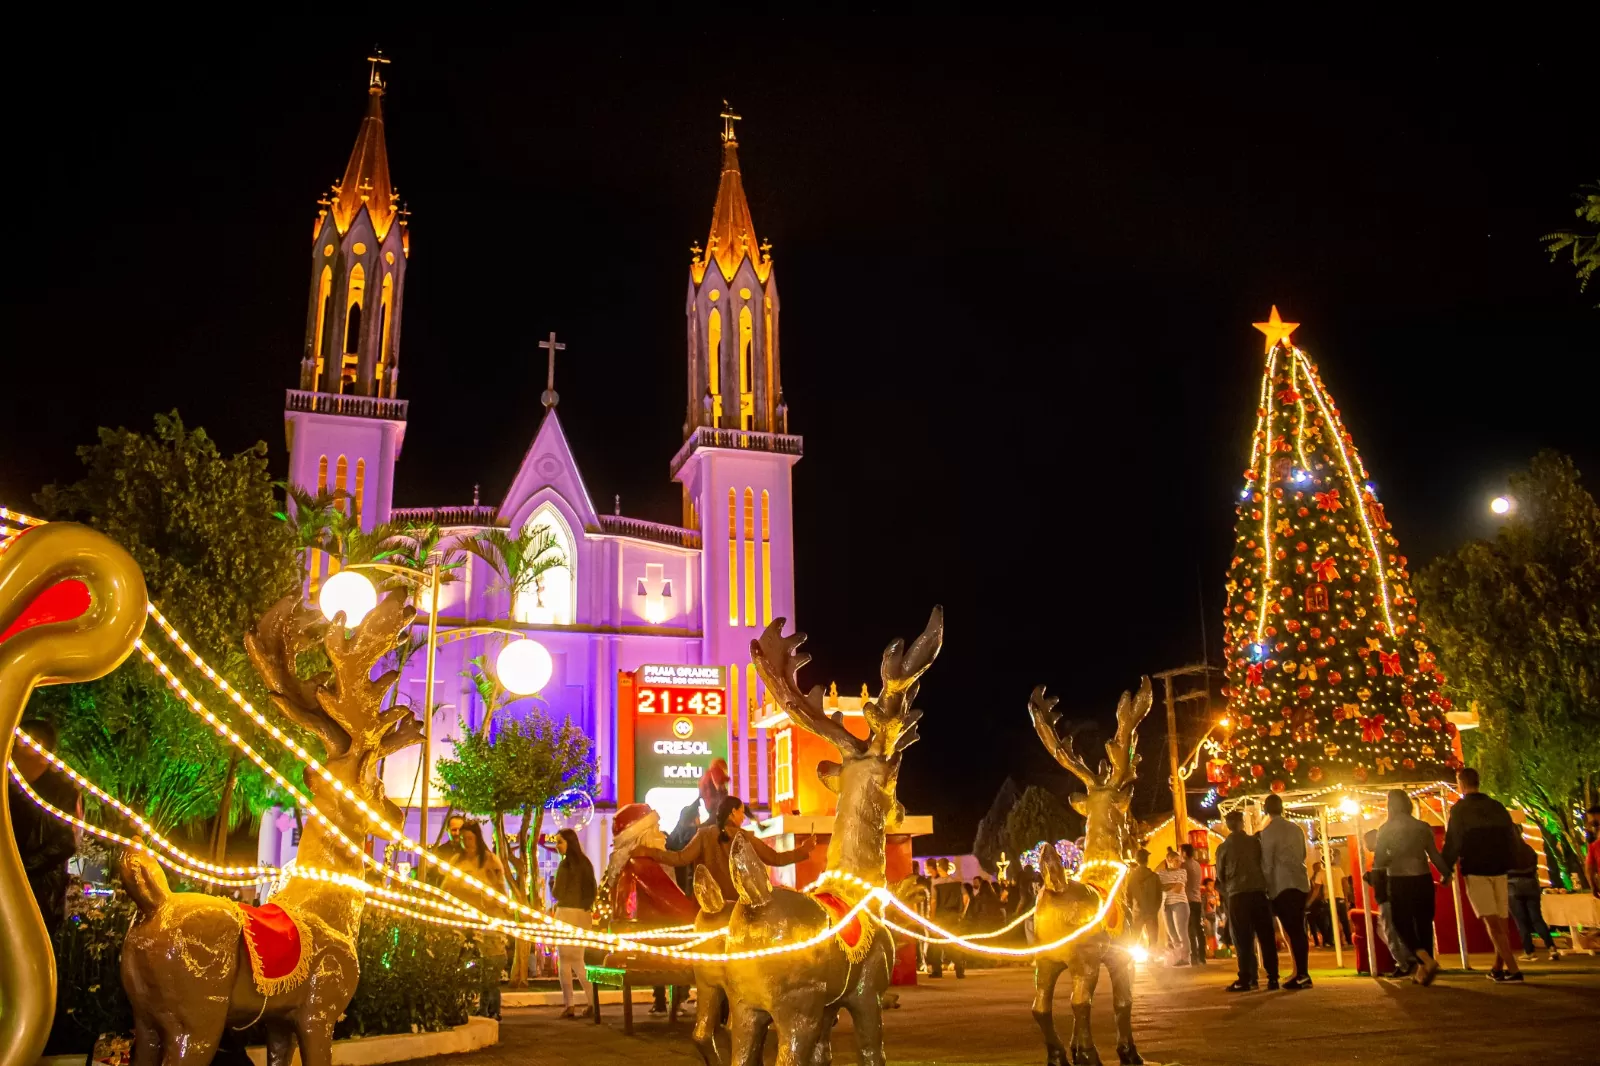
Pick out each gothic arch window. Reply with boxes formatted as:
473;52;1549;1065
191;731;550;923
738;306;754;430
707;308;723;424
743;488;756;626
760;489;772;625
343;264;366;391
727;487;738;625
377;273;394;390
512;502;575;626
314;266;333;378
354;458;366;528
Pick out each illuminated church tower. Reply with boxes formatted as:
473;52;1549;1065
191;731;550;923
284;55;409;549
674;105;800;796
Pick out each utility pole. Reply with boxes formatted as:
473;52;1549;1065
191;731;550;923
1152;664;1220;847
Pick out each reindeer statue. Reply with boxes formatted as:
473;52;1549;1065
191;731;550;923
1026;678;1153;1066
688;609;941;1066
1;523;148;1066
119;593;424;1066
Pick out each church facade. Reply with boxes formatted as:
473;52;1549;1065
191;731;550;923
275;72;809;861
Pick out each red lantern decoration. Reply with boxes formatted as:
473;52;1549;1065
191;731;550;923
1305;584;1330;612
1206;759;1228;784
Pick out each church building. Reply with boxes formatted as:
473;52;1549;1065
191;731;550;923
268;65;923;873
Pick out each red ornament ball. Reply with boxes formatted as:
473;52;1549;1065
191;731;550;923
1297;685;1312;700
1390;729;1407;744
1251;764;1264;778
1270;779;1287;793
1353;766;1369;784
1327;670;1343;685
1308;766;1325;783
1402;758;1416;770
1283;756;1299;772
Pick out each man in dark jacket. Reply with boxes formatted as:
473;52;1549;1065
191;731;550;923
8;720;80;934
1442;767;1523;981
1214;810;1278;992
1127;848;1164;952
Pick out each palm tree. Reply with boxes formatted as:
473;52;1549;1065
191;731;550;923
461;526;567;620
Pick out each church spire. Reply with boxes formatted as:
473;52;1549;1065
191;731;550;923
299;53;410;399
684;104;783;444
696;101;770;285
329;50;398;240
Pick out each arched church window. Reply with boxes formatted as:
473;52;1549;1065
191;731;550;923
313;266;333;379
743;488;756;626
512;503;575;626
707;308;723;424
738;306;754;430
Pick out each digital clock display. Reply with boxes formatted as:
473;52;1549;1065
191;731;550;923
635;686;724;717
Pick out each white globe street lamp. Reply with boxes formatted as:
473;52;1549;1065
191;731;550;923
319;570;378;627
497;638;553;696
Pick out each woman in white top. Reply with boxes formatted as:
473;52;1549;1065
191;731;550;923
1157;850;1191;965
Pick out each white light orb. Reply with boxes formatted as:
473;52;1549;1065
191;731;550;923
1129;945;1150;964
497;638;553;696
1338;797;1361;817
1490;496;1512;516
319;570;378;627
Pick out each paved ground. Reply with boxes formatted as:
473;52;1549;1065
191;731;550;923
413;948;1600;1065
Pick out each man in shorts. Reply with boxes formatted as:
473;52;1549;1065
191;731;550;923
1442;767;1521;982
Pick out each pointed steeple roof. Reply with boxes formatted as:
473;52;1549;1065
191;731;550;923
329;72;397;239
697;103;770;283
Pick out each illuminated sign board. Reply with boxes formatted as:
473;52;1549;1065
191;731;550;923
632;664;727;821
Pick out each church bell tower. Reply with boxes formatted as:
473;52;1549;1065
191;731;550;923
285;54;409;557
674;106;800;802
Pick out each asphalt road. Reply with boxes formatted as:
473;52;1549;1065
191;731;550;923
408;948;1600;1065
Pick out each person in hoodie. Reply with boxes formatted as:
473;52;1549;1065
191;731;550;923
1442;767;1523;982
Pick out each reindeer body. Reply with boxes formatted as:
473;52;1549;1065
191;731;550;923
691;611;941;1066
119;596;423;1066
1027;680;1153;1066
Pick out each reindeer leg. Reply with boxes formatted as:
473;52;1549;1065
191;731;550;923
729;1002;768;1066
808;1005;839;1066
1032;958;1068;1066
774;1004;826;1066
263;1022;297;1066
842;994;883;1066
1067;956;1103;1066
130;1012;161;1066
159;1005;226;1066
692;982;727;1066
1104;949;1142;1065
294;1015;337;1066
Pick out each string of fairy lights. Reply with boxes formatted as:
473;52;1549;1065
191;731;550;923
2;508;1131;964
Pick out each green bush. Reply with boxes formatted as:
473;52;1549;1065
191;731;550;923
336;914;477;1037
49;883;137;1054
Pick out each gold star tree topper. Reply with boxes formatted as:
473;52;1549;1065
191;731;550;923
1252;306;1301;353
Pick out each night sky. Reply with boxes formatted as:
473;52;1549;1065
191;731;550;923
5;25;1595;851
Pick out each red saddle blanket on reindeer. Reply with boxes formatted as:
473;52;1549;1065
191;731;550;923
812;892;867;954
239;903;311;996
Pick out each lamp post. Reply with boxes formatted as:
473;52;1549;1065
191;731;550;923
1154;664;1218;846
319;562;554;853
1342;796;1379;977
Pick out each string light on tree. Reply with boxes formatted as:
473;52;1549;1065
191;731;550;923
1218;311;1458;796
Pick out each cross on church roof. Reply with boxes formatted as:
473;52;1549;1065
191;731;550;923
720;100;741;143
368;47;390;90
539;331;566;409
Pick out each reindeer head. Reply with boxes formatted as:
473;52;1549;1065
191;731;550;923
751;609;942;881
245;593;423;845
1028;678;1152;864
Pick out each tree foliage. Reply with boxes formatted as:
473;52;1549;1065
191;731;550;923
29;412;307;834
434;708;596;905
1416;451;1600;885
1542;181;1600;306
1002;785;1079;861
971;776;1022;874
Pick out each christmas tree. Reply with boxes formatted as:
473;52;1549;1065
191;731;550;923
1218;309;1459;796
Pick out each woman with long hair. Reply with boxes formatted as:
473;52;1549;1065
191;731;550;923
460;823;509;1018
552;828;597;1018
634;796;815;910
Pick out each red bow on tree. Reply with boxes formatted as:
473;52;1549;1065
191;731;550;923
1359;713;1386;742
1314;489;1343;512
1276;386;1301;404
1246;662;1264;686
1379;651;1403;676
1310;558;1338;582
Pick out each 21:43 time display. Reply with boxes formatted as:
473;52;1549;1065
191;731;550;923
636;686;724;716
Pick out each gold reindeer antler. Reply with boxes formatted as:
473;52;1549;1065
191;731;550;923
864;606;943;758
1028;685;1099;788
1104;677;1153;791
751;618;867;758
